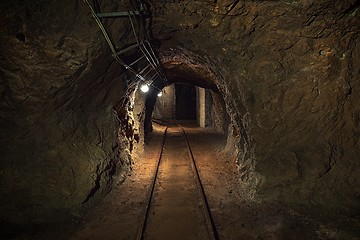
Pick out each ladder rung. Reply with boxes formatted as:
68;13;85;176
150;73;158;80
116;43;139;55
136;74;145;81
129;55;145;67
139;64;151;75
97;11;140;18
143;68;154;77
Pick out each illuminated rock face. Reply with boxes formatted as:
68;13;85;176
0;0;140;224
151;0;360;211
0;0;359;225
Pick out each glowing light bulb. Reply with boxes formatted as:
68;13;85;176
157;91;162;97
140;84;149;93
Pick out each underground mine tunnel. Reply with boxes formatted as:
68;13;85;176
0;0;360;239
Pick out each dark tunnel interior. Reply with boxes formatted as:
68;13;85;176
175;84;197;120
0;0;360;239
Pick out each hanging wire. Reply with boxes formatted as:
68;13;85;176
83;0;167;91
127;4;163;80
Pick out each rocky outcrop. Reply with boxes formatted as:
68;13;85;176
151;0;360;213
0;0;359;227
0;0;141;224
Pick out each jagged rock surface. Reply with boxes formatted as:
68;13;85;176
151;0;360;213
0;0;140;224
0;0;359;227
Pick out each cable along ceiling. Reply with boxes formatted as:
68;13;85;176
83;0;168;92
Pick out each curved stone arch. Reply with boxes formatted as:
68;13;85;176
140;47;261;199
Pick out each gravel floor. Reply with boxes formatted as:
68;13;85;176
11;122;360;240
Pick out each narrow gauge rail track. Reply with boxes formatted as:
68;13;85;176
137;125;219;240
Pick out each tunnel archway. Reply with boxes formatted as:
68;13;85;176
138;48;256;198
1;1;358;237
141;48;232;136
175;84;197;120
152;83;220;128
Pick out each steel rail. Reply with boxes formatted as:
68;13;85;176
136;126;168;240
137;125;219;240
181;126;220;240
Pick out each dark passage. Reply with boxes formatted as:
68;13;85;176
1;0;360;239
175;84;197;120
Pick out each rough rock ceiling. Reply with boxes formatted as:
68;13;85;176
0;0;359;230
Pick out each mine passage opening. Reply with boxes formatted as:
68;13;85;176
149;82;229;133
175;84;197;120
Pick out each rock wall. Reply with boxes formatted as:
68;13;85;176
153;85;176;120
151;0;360;213
0;0;359;226
0;0;142;224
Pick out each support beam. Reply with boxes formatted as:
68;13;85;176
116;43;139;55
97;11;140;18
139;64;151;75
129;55;145;67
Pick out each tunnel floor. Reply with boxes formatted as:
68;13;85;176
12;122;360;240
142;126;211;240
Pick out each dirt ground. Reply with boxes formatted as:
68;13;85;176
143;126;210;240
183;124;360;240
11;122;360;240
